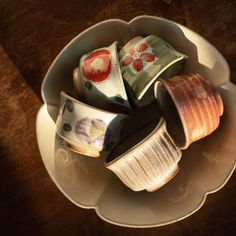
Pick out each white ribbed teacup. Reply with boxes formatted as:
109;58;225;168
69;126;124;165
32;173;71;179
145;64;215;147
105;118;182;192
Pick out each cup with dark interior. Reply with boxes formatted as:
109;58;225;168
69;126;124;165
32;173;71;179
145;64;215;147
154;74;224;149
105;117;182;192
73;41;131;114
56;91;128;158
119;35;187;108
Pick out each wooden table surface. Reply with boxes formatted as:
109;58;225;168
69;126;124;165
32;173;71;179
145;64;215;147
0;0;235;235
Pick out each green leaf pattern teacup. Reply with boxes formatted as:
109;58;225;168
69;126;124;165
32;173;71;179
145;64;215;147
119;35;187;107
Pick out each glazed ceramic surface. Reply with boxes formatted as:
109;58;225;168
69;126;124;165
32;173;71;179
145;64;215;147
56;92;128;157
37;16;235;227
74;41;130;113
106;118;182;192
155;74;223;149
119;35;187;107
119;36;143;59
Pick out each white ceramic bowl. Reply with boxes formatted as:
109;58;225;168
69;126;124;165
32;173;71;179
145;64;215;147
37;15;236;227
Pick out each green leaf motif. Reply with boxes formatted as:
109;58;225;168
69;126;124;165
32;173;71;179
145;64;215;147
114;96;125;104
85;81;93;90
132;71;150;97
65;100;74;112
89;126;104;138
154;59;161;65
123;68;137;87
63;123;72;132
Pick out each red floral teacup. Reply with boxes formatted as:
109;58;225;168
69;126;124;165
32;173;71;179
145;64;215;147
155;74;223;149
119;35;187;107
73;41;131;114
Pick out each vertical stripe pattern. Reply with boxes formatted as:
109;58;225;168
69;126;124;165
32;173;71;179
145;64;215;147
161;74;223;148
106;118;181;192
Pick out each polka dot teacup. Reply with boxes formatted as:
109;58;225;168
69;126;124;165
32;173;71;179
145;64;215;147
56;91;128;158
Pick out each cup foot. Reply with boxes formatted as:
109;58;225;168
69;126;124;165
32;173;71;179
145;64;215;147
63;141;100;158
146;165;179;192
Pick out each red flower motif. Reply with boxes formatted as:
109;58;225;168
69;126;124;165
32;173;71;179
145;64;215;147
121;42;155;72
83;49;111;83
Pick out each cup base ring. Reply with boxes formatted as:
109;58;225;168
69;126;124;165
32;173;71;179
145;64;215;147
63;141;100;158
146;165;179;192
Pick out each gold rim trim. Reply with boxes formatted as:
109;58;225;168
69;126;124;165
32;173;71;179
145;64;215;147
63;141;100;158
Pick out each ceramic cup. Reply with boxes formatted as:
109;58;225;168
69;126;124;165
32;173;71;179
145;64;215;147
73;41;131;114
155;74;224;149
56;91;128;158
105;118;182;192
119;36;143;59
119;35;187;107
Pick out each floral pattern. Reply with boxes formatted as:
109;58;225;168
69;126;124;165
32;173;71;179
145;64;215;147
82;49;111;83
75;118;111;148
120;42;156;73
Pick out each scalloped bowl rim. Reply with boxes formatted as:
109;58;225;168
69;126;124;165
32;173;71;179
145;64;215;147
37;15;235;228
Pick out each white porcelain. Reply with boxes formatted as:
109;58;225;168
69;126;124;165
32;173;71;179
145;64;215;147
73;41;131;113
56;92;128;158
105;118;182;192
119;36;143;59
37;16;235;227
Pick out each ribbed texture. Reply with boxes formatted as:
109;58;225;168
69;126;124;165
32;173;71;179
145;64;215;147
162;74;223;148
107;120;181;191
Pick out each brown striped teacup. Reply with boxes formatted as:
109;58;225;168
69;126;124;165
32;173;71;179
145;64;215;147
155;74;223;149
105;118;182;192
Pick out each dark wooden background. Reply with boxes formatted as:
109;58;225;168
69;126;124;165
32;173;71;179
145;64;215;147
0;0;235;235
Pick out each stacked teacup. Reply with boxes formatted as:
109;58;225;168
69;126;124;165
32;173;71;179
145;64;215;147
56;35;223;192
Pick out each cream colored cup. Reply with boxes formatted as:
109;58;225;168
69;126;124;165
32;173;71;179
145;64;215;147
73;41;131;114
56;91;128;158
105;118;182;192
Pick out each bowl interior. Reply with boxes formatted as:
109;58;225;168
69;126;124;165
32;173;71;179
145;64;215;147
38;16;234;227
37;83;236;226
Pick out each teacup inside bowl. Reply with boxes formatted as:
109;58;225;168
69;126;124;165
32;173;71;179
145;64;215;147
41;16;229;122
155;74;224;149
105;117;182;192
106;120;159;163
73;41;131;114
155;82;186;147
119;35;187;107
56;91;128;157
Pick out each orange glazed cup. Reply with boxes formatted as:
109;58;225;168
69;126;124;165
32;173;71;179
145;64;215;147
155;74;223;149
